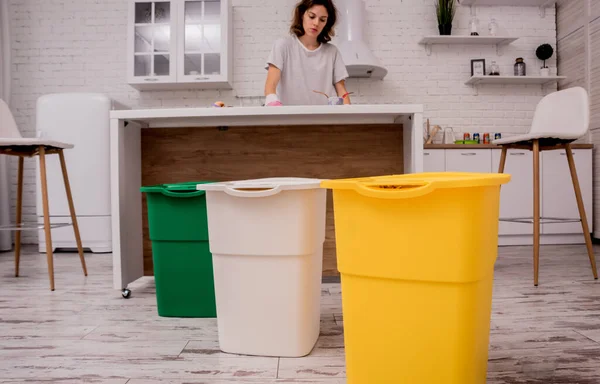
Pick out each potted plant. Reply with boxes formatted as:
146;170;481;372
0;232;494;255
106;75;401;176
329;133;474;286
536;43;554;77
436;0;456;35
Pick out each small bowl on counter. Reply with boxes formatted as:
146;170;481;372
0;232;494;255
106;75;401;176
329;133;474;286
328;97;344;105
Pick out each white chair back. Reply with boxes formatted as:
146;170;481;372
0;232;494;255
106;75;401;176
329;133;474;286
529;86;589;140
0;99;22;139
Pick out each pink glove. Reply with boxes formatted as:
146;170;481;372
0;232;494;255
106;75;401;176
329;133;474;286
265;94;282;107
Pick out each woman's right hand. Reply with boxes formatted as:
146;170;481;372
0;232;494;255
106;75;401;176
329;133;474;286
264;64;282;106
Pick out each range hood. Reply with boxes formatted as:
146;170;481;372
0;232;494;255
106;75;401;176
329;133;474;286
334;0;388;79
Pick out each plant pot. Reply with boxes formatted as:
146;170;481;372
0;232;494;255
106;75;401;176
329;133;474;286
438;24;452;35
540;67;550;77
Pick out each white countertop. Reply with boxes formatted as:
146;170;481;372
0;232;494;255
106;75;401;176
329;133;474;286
110;104;424;128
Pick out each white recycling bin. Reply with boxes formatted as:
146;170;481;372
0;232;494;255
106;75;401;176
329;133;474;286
196;178;327;357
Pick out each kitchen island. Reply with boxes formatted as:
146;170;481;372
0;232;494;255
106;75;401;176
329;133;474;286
109;104;424;294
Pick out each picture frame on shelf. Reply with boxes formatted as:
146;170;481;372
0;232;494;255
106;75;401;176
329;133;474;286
471;59;486;77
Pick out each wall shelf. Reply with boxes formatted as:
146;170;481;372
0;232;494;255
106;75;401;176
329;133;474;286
458;0;555;6
465;75;566;86
418;36;518;56
458;0;557;18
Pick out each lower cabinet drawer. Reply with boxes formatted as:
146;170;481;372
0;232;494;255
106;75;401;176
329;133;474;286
445;149;492;173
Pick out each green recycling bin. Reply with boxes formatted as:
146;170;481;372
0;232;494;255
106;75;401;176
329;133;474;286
140;181;216;318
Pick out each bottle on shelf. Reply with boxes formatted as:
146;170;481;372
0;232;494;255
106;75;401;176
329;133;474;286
514;58;526;76
488;18;498;36
489;61;500;76
470;17;479;36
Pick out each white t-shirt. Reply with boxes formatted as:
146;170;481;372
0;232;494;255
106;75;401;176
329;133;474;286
265;35;349;106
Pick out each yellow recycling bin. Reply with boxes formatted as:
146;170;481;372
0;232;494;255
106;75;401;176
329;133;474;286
321;172;511;384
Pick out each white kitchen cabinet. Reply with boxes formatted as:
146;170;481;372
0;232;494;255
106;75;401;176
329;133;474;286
423;150;445;172
176;0;232;88
127;0;232;90
128;1;178;87
424;146;593;245
445;149;492;173
541;149;593;234
491;149;534;235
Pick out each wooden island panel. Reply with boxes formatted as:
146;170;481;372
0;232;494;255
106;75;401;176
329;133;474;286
141;124;403;277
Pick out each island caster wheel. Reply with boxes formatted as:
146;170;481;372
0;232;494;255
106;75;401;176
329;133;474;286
122;289;131;299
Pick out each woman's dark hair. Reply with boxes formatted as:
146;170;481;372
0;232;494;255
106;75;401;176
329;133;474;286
290;0;338;44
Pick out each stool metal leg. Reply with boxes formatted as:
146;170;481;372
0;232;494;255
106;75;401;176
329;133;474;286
38;146;55;291
14;156;24;277
533;140;541;286
58;150;87;276
565;144;598;280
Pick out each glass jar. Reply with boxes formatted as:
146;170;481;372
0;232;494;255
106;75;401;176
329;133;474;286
488;18;498;36
469;17;479;36
489;61;500;76
443;127;455;144
514;58;526;76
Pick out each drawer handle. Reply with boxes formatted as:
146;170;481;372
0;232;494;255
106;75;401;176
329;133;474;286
195;77;210;80
560;153;572;156
461;153;477;156
510;153;525;156
144;78;159;82
424;153;430;156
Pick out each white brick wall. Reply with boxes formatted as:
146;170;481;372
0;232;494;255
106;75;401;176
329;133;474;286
6;0;557;244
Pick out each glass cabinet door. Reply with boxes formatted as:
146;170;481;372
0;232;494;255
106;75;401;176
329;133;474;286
180;0;222;78
132;1;175;79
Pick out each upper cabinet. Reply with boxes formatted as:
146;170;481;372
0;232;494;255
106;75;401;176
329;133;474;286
127;0;233;90
128;1;178;87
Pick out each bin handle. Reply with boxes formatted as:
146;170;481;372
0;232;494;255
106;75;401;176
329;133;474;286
160;189;206;198
224;186;283;198
354;181;436;199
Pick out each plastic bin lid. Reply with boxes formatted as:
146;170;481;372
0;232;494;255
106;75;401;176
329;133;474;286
320;172;511;199
196;177;323;198
141;181;214;193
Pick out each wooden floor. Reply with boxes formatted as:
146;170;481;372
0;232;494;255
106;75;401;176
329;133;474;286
0;244;599;383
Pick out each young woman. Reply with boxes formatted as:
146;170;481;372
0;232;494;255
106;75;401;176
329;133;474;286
264;0;351;106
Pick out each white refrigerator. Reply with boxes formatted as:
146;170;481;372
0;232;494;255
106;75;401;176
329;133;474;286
35;93;114;253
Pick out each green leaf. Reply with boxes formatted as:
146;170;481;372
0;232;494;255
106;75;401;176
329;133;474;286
435;0;456;24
